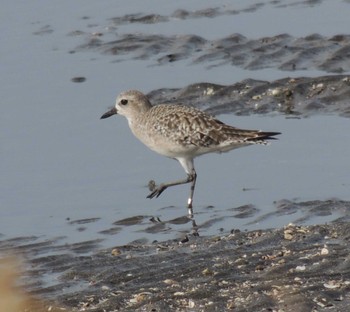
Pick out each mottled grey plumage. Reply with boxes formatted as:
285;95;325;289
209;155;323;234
101;90;280;213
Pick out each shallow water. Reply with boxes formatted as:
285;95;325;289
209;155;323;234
2;114;349;249
1;0;350;250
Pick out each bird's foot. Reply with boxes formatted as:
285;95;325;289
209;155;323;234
147;184;168;199
148;180;156;192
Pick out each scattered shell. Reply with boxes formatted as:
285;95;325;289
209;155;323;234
295;265;306;271
163;279;179;286
284;232;293;240
202;268;214;276
220;280;229;285
101;285;110;291
314;297;328;308
188;299;195;308
204;88;215;96
312;83;324;90
320;247;329;255
324;281;341;289
130;292;152;303
271;88;282;96
111;248;121;256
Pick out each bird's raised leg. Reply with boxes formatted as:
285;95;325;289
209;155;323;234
147;172;196;201
147;157;197;211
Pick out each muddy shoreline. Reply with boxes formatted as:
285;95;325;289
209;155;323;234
4;221;349;311
55;222;350;311
2;199;350;311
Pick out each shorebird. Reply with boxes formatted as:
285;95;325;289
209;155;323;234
101;90;280;213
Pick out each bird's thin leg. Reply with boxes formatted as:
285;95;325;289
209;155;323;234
147;173;196;200
147;157;197;210
187;171;197;210
191;217;199;236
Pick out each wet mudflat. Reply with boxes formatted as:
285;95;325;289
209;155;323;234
3;216;350;311
56;221;350;311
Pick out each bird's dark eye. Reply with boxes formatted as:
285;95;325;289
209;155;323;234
120;99;128;105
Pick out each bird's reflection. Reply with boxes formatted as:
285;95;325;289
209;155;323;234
149;209;199;238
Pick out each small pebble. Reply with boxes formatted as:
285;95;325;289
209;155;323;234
295;265;306;271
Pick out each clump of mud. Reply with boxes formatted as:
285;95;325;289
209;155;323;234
147;75;350;118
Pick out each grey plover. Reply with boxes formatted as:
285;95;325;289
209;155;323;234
101;90;280;213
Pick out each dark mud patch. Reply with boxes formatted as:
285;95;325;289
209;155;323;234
88;0;325;29
62;1;350;74
146;75;350;118
113;215;148;226
74;32;350;73
250;199;350;226
68;217;101;225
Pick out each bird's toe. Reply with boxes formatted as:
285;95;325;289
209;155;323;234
147;185;167;199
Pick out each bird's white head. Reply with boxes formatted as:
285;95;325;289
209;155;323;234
100;90;152;122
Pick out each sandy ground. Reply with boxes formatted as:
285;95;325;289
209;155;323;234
55;222;350;311
2;221;350;311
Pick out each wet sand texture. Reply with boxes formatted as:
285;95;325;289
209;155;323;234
24;222;350;311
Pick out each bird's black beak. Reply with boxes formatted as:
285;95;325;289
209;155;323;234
100;107;118;119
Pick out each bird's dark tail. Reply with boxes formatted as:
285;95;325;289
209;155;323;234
247;131;281;142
